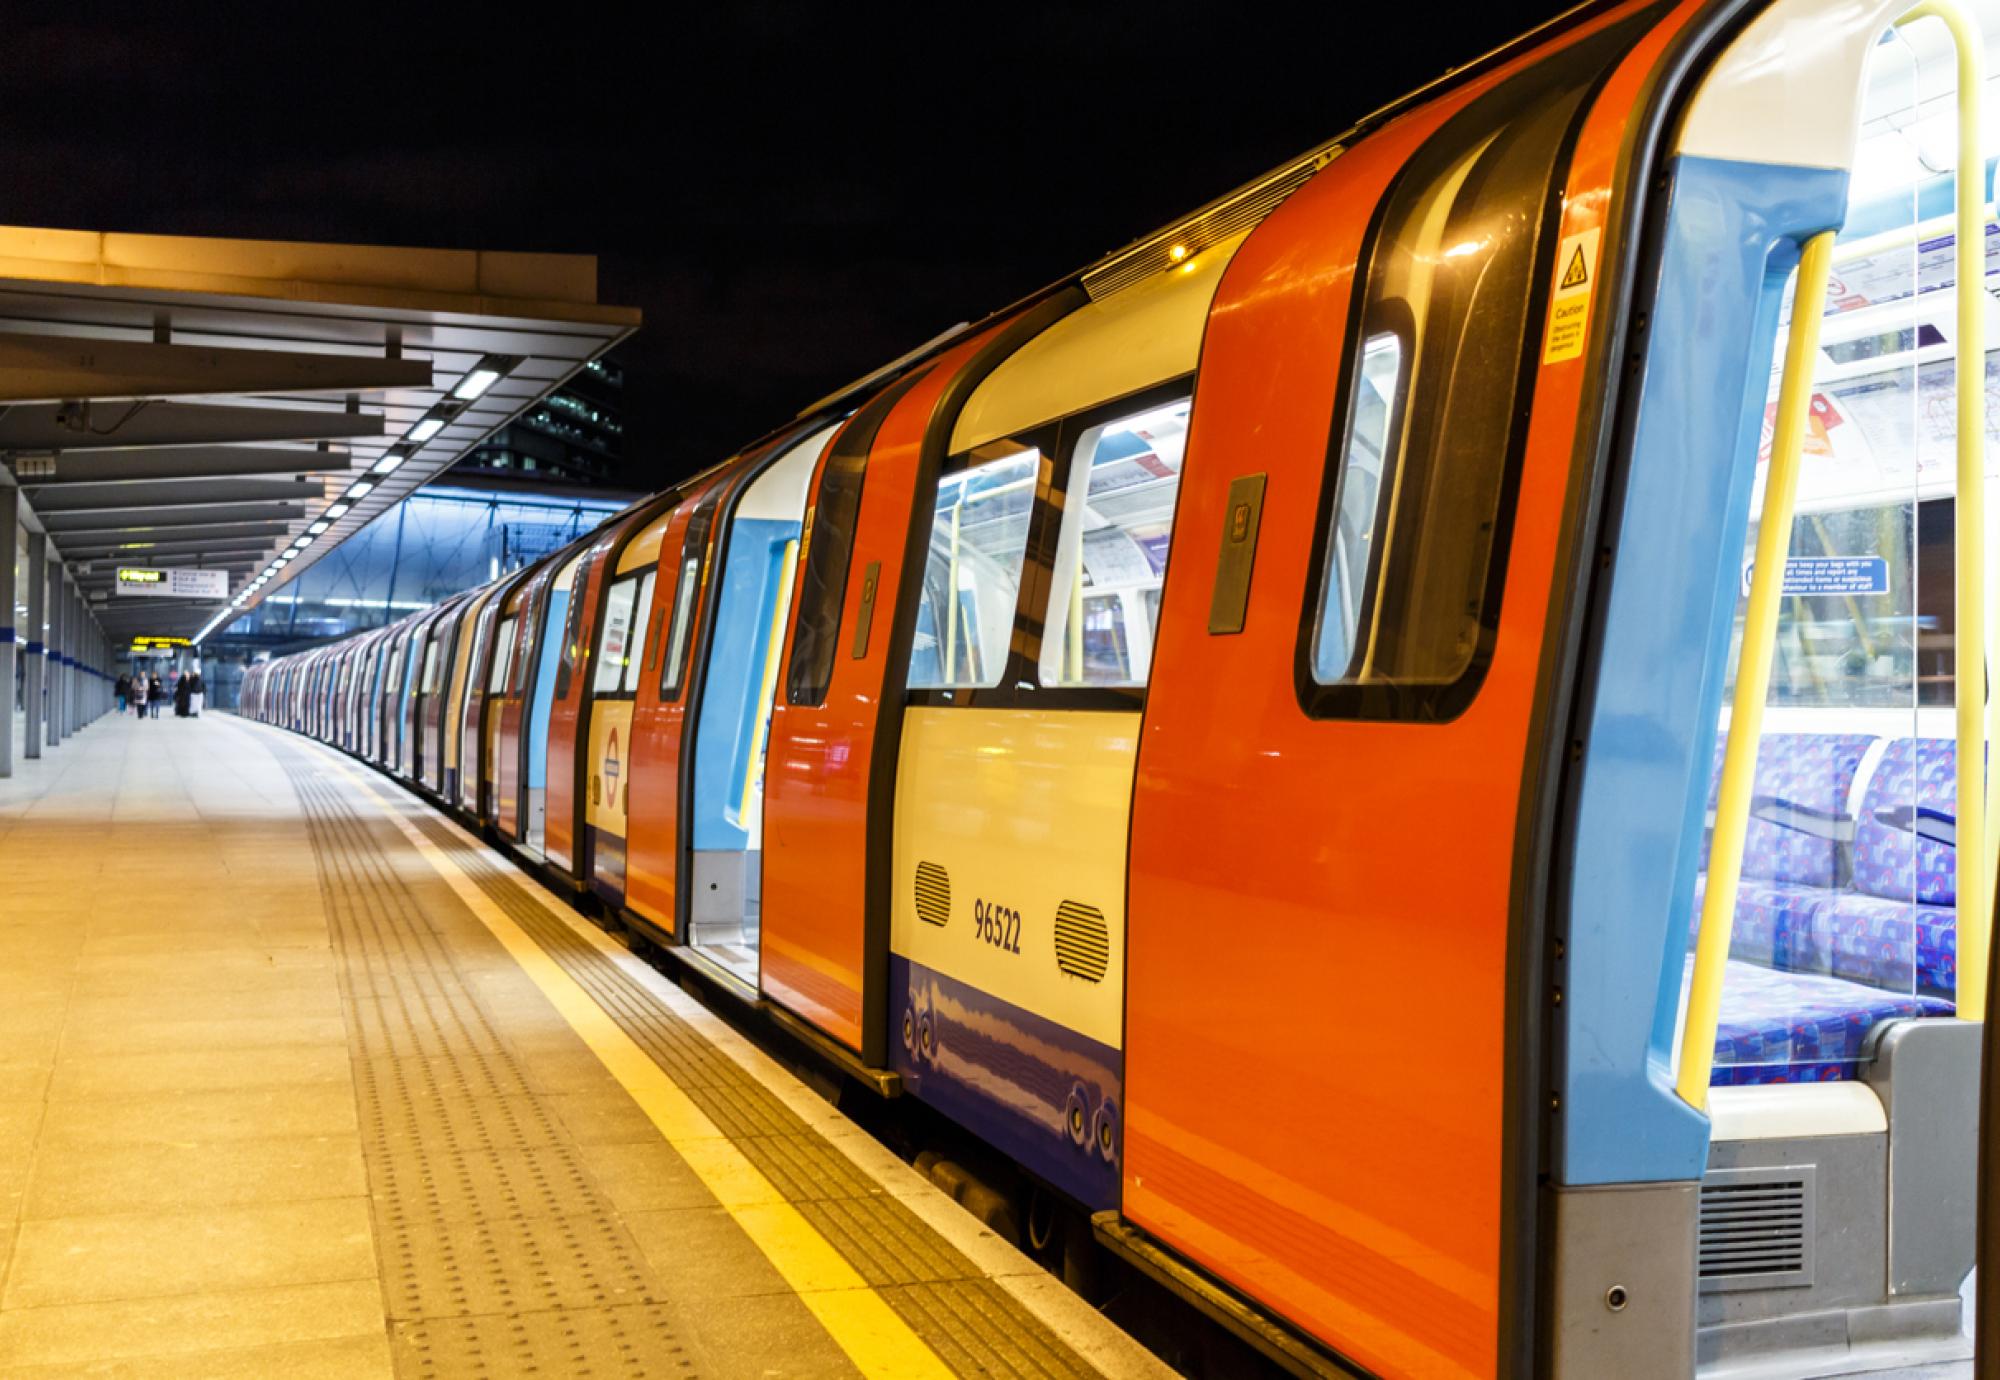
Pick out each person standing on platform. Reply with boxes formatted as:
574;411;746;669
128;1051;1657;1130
130;673;147;719
148;674;164;719
173;671;192;718
188;667;205;718
114;674;129;713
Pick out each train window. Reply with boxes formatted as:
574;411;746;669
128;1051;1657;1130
908;444;1042;689
554;572;587;700
489;617;517;692
661;494;720;700
624;570;657;693
660;558;701;698
786;375;922;706
508;594;537;695
421;636;442;695
592;575;640;695
1302;70;1591;718
1039;395;1189;687
1312;334;1405;681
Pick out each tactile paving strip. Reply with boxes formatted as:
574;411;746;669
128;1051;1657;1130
285;757;700;1379
407;813;1103;1380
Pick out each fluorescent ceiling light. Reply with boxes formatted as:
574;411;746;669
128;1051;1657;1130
407;416;445;443
371;452;405;475
452;367;501;401
308;520;330;535
325;502;351;519
346;481;375;500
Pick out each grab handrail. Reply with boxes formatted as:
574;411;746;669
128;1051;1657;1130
1677;0;1991;1108
1905;0;1996;1024
1676;230;1837;1106
738;539;799;825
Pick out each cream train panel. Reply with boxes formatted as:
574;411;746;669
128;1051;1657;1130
889;705;1138;1209
587;699;634;845
948;232;1245;454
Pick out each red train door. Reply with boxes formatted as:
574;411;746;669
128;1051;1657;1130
1121;7;1681;1375
760;298;1075;1059
545;542;608;882
624;472;730;937
549;498;677;887
494;567;552;839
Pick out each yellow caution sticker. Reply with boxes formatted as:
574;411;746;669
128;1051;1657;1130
1542;225;1601;364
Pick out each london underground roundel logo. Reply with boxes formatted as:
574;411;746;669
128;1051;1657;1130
604;726;621;796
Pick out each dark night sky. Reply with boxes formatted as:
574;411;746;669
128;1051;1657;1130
0;2;1561;488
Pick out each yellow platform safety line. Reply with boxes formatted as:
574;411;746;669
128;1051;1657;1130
320;755;955;1378
1676;230;1837;1107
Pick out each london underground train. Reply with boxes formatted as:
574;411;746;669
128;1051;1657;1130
240;0;2000;1371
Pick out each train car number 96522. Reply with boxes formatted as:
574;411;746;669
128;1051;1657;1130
973;900;1022;954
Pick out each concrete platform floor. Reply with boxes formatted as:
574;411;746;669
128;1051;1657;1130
0;713;1169;1378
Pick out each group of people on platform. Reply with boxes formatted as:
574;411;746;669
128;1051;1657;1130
115;666;204;720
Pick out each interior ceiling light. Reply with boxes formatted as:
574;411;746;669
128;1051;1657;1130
407;415;445;443
346;480;376;500
308;520;330;534
371;452;406;475
325;501;351;519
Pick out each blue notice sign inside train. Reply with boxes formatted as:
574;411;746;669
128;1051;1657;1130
1741;556;1890;596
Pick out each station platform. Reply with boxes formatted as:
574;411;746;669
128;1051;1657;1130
0;713;1170;1379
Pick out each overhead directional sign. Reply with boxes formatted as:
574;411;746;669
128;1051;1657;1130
115;566;229;600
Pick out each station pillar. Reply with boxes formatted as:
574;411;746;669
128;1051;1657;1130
46;560;63;747
69;584;83;734
24;532;44;759
0;486;15;778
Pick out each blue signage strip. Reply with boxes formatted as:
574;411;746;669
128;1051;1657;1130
1741;555;1891;596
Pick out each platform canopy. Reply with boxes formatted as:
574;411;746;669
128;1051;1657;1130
0;225;640;642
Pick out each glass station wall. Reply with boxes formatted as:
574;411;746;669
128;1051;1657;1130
222;486;624;647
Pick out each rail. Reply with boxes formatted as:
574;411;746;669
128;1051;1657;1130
1676;0;1992;1107
739;539;799;824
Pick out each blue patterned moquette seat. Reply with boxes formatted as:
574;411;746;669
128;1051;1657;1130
1702;956;1953;1085
1818;737;1959;1000
1693;732;1877;974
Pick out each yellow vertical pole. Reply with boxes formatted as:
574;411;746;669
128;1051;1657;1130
944;501;962;681
739;540;799;825
1896;0;1991;1021
1067;541;1085;683
1676;231;1837;1108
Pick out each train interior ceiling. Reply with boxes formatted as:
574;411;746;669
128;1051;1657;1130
232;1;2000;1374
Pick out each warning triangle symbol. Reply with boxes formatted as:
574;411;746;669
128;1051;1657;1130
1560;245;1589;289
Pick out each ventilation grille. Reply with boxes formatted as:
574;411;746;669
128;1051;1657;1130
1053;902;1110;982
1698;1165;1815;1292
914;862;951;927
1080;150;1336;302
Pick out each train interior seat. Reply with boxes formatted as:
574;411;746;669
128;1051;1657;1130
1691;729;1974;1367
687;432;820;979
1693;730;1962;1081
